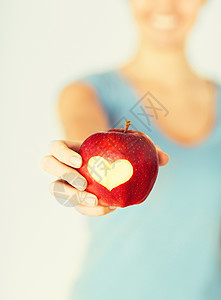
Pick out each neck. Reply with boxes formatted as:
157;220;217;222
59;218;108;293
126;37;197;85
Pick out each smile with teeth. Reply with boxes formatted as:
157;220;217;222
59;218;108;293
151;14;178;30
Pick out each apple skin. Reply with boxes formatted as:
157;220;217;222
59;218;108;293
78;128;159;208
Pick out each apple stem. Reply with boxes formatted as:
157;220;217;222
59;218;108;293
124;120;131;133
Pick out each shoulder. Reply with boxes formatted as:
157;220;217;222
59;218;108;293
57;80;102;118
58;70;115;104
58;81;97;107
58;69;118;116
57;71;117;129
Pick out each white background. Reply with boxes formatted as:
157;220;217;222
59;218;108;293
0;0;221;299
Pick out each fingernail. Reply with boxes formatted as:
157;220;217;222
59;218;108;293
109;206;116;210
70;156;82;168
73;177;87;191
85;197;97;206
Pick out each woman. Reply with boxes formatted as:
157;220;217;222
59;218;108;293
41;0;221;299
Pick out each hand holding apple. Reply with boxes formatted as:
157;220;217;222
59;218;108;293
78;121;166;208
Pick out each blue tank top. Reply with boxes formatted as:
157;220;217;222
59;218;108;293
69;70;221;300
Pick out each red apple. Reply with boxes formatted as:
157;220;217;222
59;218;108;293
78;121;159;208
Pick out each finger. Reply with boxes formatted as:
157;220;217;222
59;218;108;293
155;145;169;166
75;204;117;216
41;155;87;191
50;179;98;207
49;140;83;168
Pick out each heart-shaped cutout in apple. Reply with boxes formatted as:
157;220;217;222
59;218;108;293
87;156;133;191
78;121;159;207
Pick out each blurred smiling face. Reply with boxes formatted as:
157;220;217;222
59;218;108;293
129;0;206;48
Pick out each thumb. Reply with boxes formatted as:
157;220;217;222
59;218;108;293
155;145;169;166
